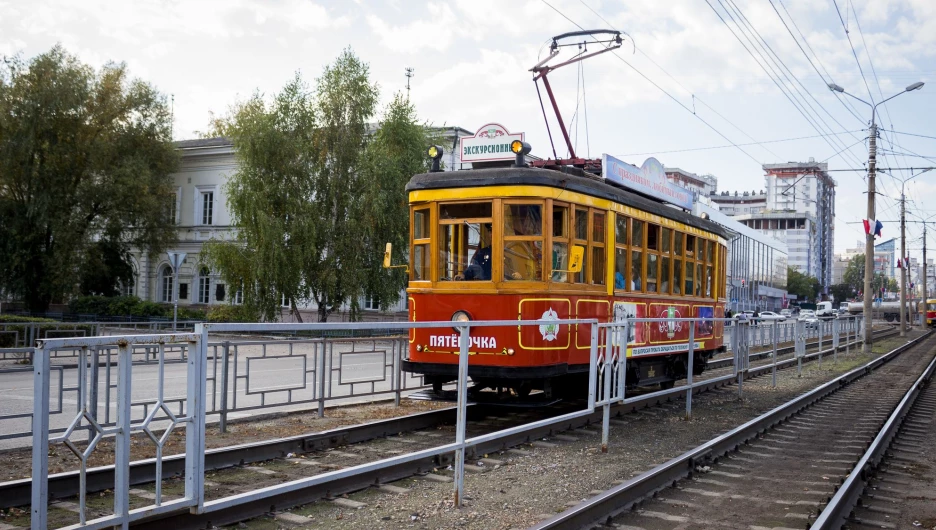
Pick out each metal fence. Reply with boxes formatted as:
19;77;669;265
1;335;424;443
25;316;869;529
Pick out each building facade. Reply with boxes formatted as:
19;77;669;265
664;168;717;198
694;201;788;312
708;190;767;216
710;159;835;296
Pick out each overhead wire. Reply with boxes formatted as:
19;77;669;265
704;0;869;169
615;129;865;157
539;0;766;166
577;0;786;162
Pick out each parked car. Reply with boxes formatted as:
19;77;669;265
780;309;792;318
798;310;816;321
758;311;786;321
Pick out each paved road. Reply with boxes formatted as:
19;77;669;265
0;334;423;451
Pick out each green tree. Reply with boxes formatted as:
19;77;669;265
886;277;899;293
829;283;854;303
787;267;821;302
204;49;427;322
842;254;865;294
0;46;178;312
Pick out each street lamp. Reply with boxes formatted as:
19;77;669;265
828;81;924;351
896;168;932;334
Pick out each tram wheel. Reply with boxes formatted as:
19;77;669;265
513;382;533;398
659;380;675;390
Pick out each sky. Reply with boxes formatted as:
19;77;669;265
3;0;936;259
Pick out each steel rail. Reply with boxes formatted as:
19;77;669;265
1;325;887;510
812;345;936;529
130;329;880;529
527;331;933;530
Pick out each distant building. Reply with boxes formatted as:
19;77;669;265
712;159;835;297
874;238;897;280
708;190;767;215
694;201;788;312
665;168;717;198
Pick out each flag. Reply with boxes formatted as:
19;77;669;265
863;219;871;235
897;258;903;269
874;220;883;238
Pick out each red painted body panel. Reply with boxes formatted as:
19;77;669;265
407;293;725;369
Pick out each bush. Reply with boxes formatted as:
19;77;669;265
206;304;258;323
0;315;58;323
66;295;206;321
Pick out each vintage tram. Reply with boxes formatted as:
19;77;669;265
398;148;730;397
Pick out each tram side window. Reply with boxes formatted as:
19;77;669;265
552;204;570;282
573;208;589;283
411;208;431;281
613;215;628;290
504;204;543;281
591;211;605;285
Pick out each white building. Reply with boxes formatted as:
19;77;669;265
664;168;717;198
127;125;528;320
708;159;835;295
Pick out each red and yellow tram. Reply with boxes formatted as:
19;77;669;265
400;162;730;396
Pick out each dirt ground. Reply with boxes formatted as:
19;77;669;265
0;399;451;482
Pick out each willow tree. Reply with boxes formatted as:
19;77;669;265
204;49;428;322
0;46;178;311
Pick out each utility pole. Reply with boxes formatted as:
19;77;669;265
900;191;907;336
828;80;924;352
862;121;877;352
924;224;928;328
405;67;414;100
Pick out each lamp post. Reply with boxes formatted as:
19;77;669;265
828;81;924;352
896;169;932;334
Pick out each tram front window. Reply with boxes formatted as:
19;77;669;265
504;204;544;281
443;222;493;281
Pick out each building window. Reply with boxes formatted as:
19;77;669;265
364;295;379;310
161;267;173;303
196;185;216;226
198;267;211;304
233;287;243;305
120;277;134;297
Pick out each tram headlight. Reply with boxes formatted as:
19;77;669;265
511;140;531;168
428;145;444;172
451;310;471;332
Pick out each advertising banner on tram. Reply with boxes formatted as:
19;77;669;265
601;153;694;210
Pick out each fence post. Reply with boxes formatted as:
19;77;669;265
186;324;208;512
30;342;51;530
453;325;470;508
587;320;598;412
832;318;840;364
89;346;100;443
796;320;805;376
771;321;778;388
686;323;695;420
393;338;402;407
219;341;230;434
601;326;611;453
818;320;824;369
114;340;133;526
317;340;327;418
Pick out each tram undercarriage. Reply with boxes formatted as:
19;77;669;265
417;349;719;402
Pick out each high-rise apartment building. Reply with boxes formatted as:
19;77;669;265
713;159;835;296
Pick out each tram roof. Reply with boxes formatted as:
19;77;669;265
406;166;732;240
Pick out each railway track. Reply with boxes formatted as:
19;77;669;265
3;327;894;528
530;330;935;530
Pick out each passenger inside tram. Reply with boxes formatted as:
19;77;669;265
454;225;493;281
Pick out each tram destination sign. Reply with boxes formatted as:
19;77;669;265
460;123;525;163
601;154;693;210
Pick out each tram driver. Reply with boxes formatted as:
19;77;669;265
455;224;492;281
